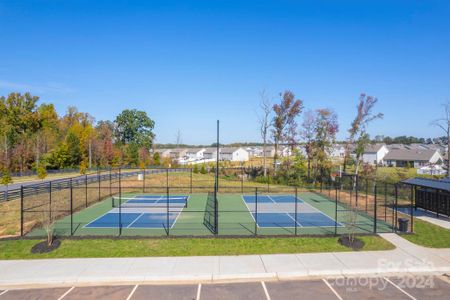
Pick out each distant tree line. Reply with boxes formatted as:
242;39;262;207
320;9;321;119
372;135;445;145
0;92;156;176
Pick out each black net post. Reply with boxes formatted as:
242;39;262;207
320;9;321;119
328;176;331;197
109;168;112;197
70;178;73;236
166;186;170;236
334;184;338;236
410;185;414;233
85;174;88;208
254;187;258;236
166;168;169;190
384;182;388;221
373;182;377;234
295;187;298;236
20;185;24;236
119;168;122;236
355;175;358;207
49;181;52;221
214;190;218;236
190;168;193;194
97;167;101;201
241;167;244;194
143;167;146;193
267;173;270;193
365;178;368;213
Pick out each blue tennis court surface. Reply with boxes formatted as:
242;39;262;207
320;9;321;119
243;195;304;204
85;195;187;229
243;195;342;228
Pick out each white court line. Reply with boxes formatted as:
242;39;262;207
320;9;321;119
57;286;74;300
0;290;8;296
241;195;343;229
261;281;271;300
126;284;139;300
384;277;417;300
196;283;202;300
241;195;258;225
267;195;277;203
322;279;343;300
286;213;302;227
126;213;145;228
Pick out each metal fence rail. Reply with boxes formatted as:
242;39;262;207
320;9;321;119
15;170;415;238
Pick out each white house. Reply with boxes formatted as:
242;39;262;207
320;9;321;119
169;148;188;160
361;144;389;165
383;149;443;168
246;147;263;158
185;148;206;160
203;148;218;160
263;146;276;158
219;147;249;162
329;144;346;159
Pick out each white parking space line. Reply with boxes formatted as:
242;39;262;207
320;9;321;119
0;290;8;296
384;277;417;300
126;284;139;300
196;283;202;300
261;281;271;300
57;286;74;300
322;279;343;300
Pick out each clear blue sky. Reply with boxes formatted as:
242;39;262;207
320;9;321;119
1;0;449;144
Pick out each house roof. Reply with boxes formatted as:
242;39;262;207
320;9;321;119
402;177;450;191
169;148;188;153
186;148;205;154
203;148;218;154
384;149;439;161
364;144;386;153
220;147;242;154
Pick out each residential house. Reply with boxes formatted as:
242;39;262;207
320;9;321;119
361;144;389;165
219;147;249;162
383;149;443;168
329;144;346;159
203;148;218;160
185;148;206;160
263;146;276;158
169;148;188;160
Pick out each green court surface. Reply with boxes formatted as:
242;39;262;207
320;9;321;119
27;192;393;237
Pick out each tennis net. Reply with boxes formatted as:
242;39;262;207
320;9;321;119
203;191;218;234
112;196;188;209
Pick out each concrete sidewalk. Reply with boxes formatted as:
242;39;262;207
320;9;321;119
0;233;449;288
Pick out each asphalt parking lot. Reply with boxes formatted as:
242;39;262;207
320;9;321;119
0;275;449;300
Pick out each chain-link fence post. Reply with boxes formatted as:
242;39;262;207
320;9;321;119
254;187;258;236
295;187;298;236
20;185;24;236
373;182;377;234
70;178;73;236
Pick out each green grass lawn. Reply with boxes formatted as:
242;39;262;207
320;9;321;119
0;235;394;259
401;218;450;248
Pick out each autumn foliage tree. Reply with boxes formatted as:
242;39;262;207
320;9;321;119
0;92;156;174
345;94;383;176
271;91;303;171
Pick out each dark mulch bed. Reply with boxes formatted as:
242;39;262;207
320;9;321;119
338;236;365;250
31;239;61;254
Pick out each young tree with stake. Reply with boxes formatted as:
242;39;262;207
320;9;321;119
258;89;272;177
272;91;303;172
345;93;383;177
